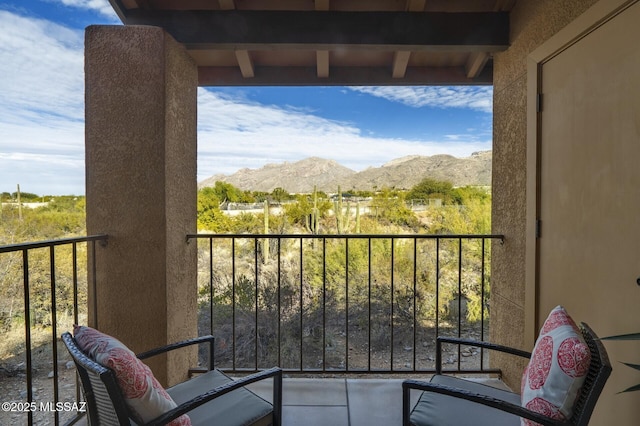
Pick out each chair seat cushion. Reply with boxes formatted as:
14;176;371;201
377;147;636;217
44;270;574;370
167;370;273;426
409;375;522;426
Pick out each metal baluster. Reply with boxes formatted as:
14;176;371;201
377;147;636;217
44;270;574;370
23;249;33;426
49;245;59;426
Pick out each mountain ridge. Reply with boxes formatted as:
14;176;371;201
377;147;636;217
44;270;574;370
199;151;491;193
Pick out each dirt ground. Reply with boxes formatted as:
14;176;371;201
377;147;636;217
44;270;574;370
0;343;81;426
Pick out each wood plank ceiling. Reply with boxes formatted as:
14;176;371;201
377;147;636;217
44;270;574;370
108;0;516;86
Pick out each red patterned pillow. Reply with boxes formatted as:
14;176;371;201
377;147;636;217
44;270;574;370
520;306;591;425
73;325;191;426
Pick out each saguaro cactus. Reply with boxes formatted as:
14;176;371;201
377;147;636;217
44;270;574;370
305;186;320;235
262;200;270;262
334;186;351;234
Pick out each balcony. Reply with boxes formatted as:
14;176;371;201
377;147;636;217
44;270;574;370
0;232;505;425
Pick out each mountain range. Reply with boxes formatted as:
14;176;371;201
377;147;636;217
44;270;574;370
198;151;491;193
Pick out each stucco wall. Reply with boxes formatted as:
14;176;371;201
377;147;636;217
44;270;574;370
85;25;198;386
490;0;598;387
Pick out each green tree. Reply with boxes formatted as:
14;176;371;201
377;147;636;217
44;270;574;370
422;188;491;235
12;191;40;201
210;181;247;203
407;178;461;205
241;190;256;203
370;188;418;228
197;188;232;231
270;187;290;203
251;191;270;202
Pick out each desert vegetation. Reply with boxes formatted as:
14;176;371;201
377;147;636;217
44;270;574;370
0;180;492;373
193;180;493;371
0;194;87;360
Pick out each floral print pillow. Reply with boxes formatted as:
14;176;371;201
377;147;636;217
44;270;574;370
74;325;191;426
520;306;591;425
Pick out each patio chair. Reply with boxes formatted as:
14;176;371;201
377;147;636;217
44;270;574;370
403;320;611;426
62;331;282;426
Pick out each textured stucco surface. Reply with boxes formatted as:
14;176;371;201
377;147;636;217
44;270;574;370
85;25;198;386
163;29;199;387
490;0;598;389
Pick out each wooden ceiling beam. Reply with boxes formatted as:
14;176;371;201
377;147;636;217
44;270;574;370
108;0;131;21
235;50;254;78
315;0;330;11
313;0;332;81
198;65;492;86
124;10;509;50
219;0;235;10
118;0;138;7
406;0;426;12
316;50;329;78
392;51;411;78
465;52;489;78
493;0;517;11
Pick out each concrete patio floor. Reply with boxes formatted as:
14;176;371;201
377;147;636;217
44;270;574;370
246;376;511;426
66;375;510;426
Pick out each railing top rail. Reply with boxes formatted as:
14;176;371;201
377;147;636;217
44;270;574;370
187;233;504;241
0;234;109;253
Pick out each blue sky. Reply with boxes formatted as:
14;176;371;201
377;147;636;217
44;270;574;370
0;0;493;196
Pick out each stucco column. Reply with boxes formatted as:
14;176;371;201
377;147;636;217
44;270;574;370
85;25;198;386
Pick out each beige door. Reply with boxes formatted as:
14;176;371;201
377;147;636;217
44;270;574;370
535;1;640;423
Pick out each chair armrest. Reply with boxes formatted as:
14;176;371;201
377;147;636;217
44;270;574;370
145;367;283;426
402;379;566;426
137;335;215;371
436;336;531;374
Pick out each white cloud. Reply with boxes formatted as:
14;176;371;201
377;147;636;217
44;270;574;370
0;10;86;195
0;11;85;121
348;86;493;113
48;0;117;18
0;152;85;196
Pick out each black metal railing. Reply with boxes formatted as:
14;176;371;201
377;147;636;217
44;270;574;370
187;233;503;375
0;235;107;426
2;232;503;424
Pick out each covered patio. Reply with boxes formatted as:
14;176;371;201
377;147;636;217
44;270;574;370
84;0;514;389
